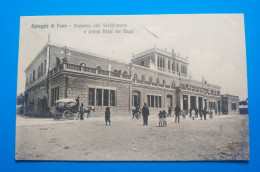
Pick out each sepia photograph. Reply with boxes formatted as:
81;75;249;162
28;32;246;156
15;14;249;161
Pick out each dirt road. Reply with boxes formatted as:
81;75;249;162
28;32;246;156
15;114;249;161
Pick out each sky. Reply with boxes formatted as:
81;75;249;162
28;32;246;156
17;14;248;100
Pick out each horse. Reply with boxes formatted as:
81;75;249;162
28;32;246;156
132;106;142;120
84;106;95;118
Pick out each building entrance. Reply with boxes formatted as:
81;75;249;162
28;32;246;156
183;95;188;111
132;90;140;107
190;96;196;110
218;100;221;113
166;95;172;108
198;97;203;111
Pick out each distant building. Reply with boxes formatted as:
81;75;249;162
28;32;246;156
239;98;248;114
23;42;238;116
221;94;240;115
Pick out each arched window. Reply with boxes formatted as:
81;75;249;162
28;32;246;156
141;61;144;66
171;81;175;86
163;80;166;84
134;74;137;80
80;63;86;66
142;75;145;81
172;61;175;71
156;78;160;84
149;77;153;82
96;66;102;70
56;57;60;66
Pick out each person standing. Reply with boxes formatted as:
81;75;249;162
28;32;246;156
168;106;172;117
195;107;199;118
191;108;196;120
105;107;111;126
79;103;84;120
174;104;180;123
142;103;149;125
215;108;217;115
76;96;80;111
203;107;207;120
199;109;203;120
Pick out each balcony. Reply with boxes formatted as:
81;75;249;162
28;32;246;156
49;63;132;80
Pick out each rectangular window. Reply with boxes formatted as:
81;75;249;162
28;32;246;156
155;96;158;108
44;60;47;74
96;89;102;106
41;62;43;76
30;74;32;83
172;62;175;71
89;88;95;106
147;95;162;108
38;65;40;78
103;89;109;106
231;103;237;110
110;90;116;106
151;95;154;107
147;95;150;107
51;87;59;106
33;70;35;81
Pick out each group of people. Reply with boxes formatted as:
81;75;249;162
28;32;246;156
133;103;220;127
188;107;219;120
77;95;218;126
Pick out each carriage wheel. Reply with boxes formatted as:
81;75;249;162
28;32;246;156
75;112;80;120
62;110;70;120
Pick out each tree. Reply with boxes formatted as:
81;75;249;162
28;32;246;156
17;93;24;105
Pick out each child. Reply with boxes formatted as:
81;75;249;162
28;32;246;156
162;110;167;127
191;108;196;120
105;107;111;126
158;111;163;127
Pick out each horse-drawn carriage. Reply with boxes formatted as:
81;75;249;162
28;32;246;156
51;98;95;120
51;99;80;120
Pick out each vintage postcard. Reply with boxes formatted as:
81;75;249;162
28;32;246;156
16;14;249;161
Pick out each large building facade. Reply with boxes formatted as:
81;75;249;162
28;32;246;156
23;42;238;117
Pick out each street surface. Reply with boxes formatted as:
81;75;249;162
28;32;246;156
15;113;249;161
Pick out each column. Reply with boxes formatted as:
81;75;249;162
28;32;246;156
180;94;183;110
165;58;168;72
170;59;172;73
94;88;96;106
196;96;199;109
155;53;158;69
129;84;132;113
158;57;161;70
101;89;104;106
188;94;191;110
202;97;204;109
46;45;50;73
108;89;110;106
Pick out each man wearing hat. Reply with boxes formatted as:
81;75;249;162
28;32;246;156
142;103;149;125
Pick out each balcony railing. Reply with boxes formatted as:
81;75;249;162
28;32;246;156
48;63;131;80
48;63;220;96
